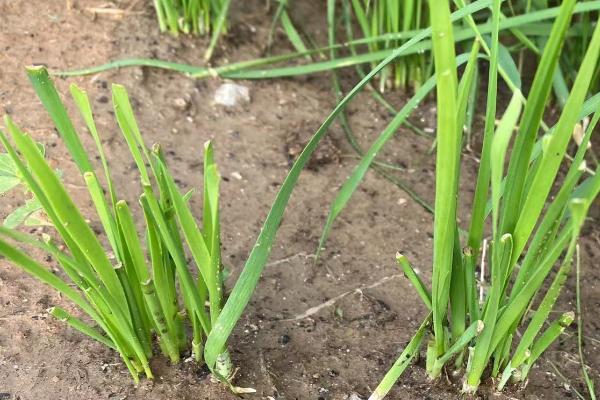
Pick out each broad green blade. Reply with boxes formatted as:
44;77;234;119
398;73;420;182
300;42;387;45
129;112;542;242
140;278;180;362
490;93;522;237
449;41;481;343
111;84;152;185
202;141;223;323
69;84;118;207
141;196;186;350
429;0;459;357
26;66;93;173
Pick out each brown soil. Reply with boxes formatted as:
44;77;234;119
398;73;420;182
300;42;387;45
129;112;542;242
1;1;599;399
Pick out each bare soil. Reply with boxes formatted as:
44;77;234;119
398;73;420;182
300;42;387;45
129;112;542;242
0;1;599;399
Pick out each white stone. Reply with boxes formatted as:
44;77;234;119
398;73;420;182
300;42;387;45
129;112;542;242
214;82;250;107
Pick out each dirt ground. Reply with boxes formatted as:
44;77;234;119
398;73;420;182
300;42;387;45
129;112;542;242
0;1;599;399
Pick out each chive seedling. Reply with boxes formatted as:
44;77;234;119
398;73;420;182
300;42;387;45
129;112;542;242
0;66;230;383
366;0;600;397
345;0;430;92
0;66;293;392
153;0;231;60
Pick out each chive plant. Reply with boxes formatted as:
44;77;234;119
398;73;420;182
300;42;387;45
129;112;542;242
346;0;430;92
154;0;226;36
367;0;600;397
0;66;275;391
153;0;231;60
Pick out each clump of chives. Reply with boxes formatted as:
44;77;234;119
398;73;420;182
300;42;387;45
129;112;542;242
348;0;430;92
153;0;232;60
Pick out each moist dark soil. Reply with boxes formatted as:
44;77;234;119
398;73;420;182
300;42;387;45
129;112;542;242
1;1;599;399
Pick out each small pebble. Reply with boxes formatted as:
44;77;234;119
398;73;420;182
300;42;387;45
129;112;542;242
214;82;250;107
173;97;190;110
231;171;243;180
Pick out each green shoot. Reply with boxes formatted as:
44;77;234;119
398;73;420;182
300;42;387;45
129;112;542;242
152;0;231;61
362;0;600;397
346;0;429;91
0;66;293;392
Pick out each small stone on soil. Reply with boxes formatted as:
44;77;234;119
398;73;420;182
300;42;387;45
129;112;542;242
172;97;190;110
213;83;250;107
